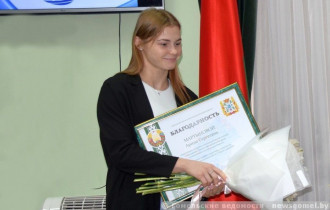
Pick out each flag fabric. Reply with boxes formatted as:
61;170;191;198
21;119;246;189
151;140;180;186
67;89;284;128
199;0;251;204
199;0;248;103
237;0;258;100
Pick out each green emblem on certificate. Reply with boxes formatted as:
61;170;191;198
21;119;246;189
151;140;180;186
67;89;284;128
144;123;172;155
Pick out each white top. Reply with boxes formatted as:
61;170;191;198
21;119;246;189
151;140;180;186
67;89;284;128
142;80;177;117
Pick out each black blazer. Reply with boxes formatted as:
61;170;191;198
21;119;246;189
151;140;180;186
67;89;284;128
97;73;198;210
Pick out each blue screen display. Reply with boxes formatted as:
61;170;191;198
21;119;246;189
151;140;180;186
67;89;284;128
0;0;137;9
0;0;161;13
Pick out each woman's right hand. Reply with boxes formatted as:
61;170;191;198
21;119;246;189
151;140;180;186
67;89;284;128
172;158;226;194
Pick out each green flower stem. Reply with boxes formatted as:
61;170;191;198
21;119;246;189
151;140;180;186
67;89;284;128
135;173;201;195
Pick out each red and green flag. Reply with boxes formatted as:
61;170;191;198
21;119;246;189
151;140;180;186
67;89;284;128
199;0;258;203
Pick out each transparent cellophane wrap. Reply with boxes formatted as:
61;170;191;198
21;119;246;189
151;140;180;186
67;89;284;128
224;126;311;205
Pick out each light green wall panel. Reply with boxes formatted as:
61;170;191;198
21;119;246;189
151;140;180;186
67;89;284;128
0;1;200;209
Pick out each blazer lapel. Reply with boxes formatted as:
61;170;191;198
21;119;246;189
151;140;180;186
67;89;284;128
128;75;154;125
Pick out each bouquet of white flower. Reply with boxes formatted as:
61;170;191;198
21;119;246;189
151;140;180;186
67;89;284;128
135;126;311;208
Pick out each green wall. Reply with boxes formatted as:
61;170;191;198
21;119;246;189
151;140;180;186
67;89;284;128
0;0;200;209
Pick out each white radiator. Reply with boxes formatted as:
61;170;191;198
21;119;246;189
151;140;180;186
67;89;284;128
42;195;106;210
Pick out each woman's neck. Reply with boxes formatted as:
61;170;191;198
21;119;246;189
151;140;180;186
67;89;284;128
139;69;169;91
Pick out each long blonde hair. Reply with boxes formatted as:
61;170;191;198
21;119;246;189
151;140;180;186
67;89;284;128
122;8;191;104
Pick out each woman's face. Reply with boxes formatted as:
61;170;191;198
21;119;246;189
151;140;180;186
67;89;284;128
138;26;182;73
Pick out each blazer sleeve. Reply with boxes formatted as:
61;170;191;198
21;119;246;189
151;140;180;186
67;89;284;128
97;79;178;177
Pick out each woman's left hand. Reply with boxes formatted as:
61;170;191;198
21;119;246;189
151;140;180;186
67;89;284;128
202;179;225;197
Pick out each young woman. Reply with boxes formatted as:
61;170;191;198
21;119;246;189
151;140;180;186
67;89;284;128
97;8;226;210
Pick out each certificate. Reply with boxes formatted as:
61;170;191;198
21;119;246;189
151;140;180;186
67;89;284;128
135;83;259;208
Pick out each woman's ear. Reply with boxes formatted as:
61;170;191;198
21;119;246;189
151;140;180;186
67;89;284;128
134;36;143;51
